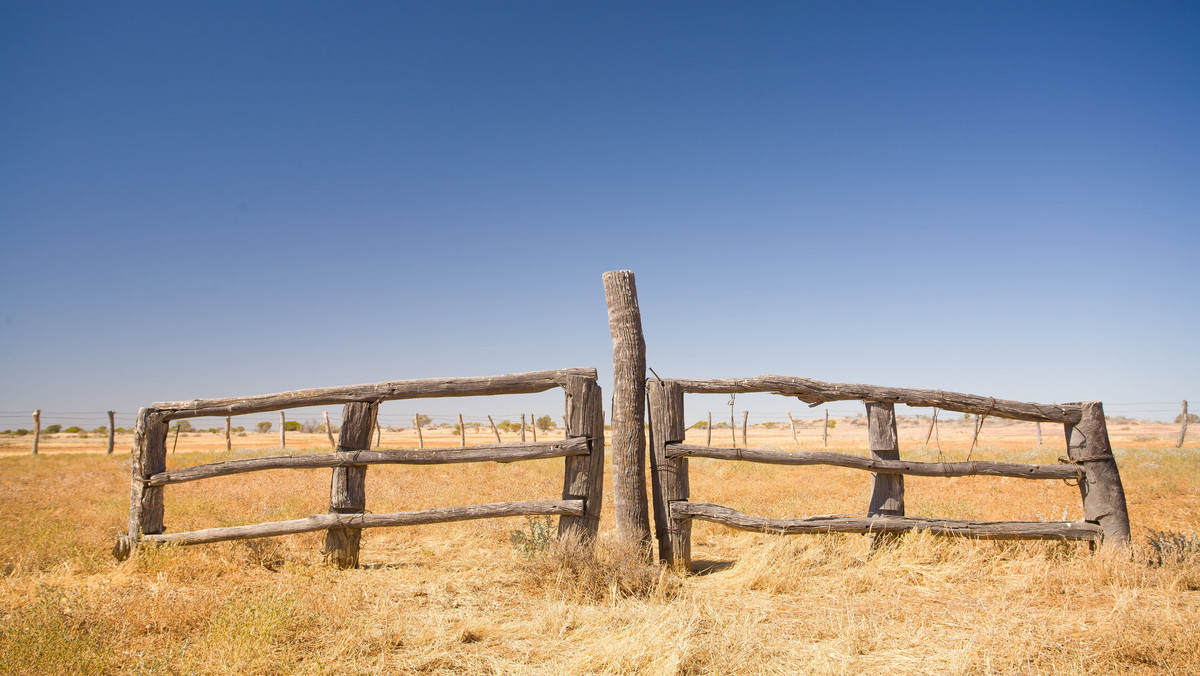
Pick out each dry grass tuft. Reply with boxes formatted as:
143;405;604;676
520;531;680;603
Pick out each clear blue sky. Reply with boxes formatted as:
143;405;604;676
2;1;1197;431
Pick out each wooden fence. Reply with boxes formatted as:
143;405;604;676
647;376;1131;569
116;368;605;568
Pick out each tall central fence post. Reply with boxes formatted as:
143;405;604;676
558;375;605;540
648;380;690;569
324;401;377;568
1064;401;1131;548
603;270;652;548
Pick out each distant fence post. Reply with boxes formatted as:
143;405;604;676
1179;400;1189;448
279;411;286;449
31;410;40;455
458;414;466;447
520;413;526;442
706;412;712;445
787;411;799;447
488;415;501;443
742;410;749;446
558;375;605;541
324;401;377;568
1064;401;1131;548
602;270;652;547
323;411;336;449
225;416;232;452
823;409;829;447
414;414;424;449
530;413;537;442
1036;421;1043;446
107;410;116;455
648;380;689;568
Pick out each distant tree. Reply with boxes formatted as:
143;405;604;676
257;421;272;433
44;424;62;434
94;426;107;434
415;414;433;427
691;420;708;429
1176;413;1200;424
64;426;82;433
535;415;556;431
174;421;193;433
15;429;29;436
283;421;302;432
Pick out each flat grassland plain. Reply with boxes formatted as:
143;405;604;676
1;416;1197;674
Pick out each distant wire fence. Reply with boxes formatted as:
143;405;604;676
1;399;1192;456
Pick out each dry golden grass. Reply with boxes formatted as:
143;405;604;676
1;420;1198;674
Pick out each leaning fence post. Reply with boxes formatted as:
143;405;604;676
488;415;501;443
602;270;652;547
323;411;336;449
458;414;466;447
787;411;799;447
414;413;424;449
867;402;904;544
324;401;377;568
32;410;40;455
224;416;232;452
558;375;605;542
1064;401;1131;548
107;410;116;455
120;407;169;559
1179;400;1190;448
648;380;690;569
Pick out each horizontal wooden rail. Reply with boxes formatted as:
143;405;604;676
147;438;590;486
672;502;1101;541
151;368;597;420
142;500;585;546
665;444;1082;480
668;376;1081;423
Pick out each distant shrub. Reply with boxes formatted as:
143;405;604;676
691;421;708;429
15;429;29;436
827;420;836;429
1176;413;1200;424
256;422;272;433
44;424;62;434
283;421;302;432
415;414;433;427
536;415;557;431
64;426;82;434
763;422;777;429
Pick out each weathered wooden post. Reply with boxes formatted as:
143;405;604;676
31;410;40;455
787;411;799;447
1179;400;1189;448
742;410;749;446
107;410;116;455
374;419;382;448
458;414;466;447
414;413;424;449
648;380;689;568
1064;401;1131;548
558;375;605;542
602;270;652;547
121;407;169;558
867;402;903;546
279;411;286;449
324;401;377;568
823;409;829;447
1037;421;1043;446
706;412;712;445
520;413;526;442
488;415;501;443
224;416;232;452
530;413;537;442
323;411;336;449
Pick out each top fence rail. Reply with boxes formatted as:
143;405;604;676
151;368;597;421
668;375;1082;424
